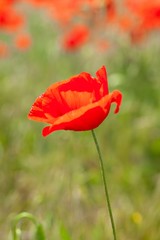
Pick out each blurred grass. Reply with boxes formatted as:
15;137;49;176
0;5;160;240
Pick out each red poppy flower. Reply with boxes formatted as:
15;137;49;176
14;33;32;50
125;0;160;33
28;66;122;137
62;24;90;51
0;6;23;32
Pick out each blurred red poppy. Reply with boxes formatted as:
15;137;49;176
105;0;117;22
125;0;160;41
0;6;23;31
62;24;90;51
49;0;82;24
14;33;32;50
28;66;122;137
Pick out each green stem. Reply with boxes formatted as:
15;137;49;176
91;130;117;240
11;212;46;240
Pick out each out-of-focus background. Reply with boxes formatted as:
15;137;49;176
0;0;160;239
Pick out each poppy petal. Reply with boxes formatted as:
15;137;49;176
96;65;109;96
28;66;109;122
42;90;122;136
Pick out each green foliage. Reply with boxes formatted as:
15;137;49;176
11;212;46;240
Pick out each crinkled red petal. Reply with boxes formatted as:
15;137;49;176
42;90;122;136
28;66;109;121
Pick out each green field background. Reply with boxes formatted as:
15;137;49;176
0;5;160;240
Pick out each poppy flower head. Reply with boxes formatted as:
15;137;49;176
125;0;160;33
14;33;32;50
28;66;122;136
62;24;90;51
0;6;23;31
